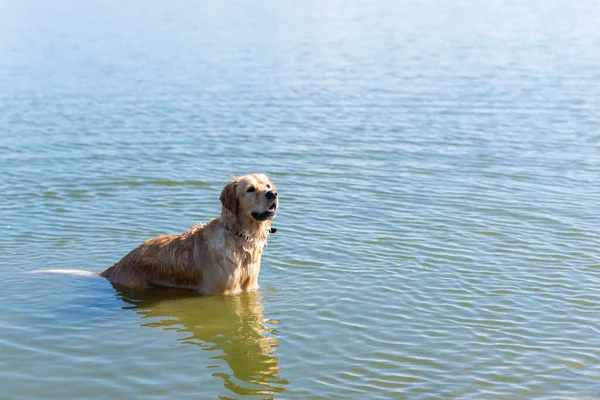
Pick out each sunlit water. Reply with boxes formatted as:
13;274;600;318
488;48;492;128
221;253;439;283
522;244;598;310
2;0;600;398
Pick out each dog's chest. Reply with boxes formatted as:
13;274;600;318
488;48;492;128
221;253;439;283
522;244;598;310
206;229;261;269
205;230;262;290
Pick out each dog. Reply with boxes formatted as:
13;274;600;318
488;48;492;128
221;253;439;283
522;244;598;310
36;174;279;295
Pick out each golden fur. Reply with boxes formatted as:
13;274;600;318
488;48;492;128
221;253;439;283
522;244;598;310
98;174;278;294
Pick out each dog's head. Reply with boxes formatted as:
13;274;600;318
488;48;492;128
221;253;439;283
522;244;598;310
220;174;278;223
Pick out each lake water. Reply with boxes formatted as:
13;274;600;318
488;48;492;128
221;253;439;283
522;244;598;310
2;0;600;398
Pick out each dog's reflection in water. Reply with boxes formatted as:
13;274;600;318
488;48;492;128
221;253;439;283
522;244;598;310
115;287;289;396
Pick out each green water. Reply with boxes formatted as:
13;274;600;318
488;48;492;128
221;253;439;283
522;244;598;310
2;0;600;398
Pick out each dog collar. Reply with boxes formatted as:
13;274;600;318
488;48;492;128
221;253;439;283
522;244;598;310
224;225;277;240
224;225;250;241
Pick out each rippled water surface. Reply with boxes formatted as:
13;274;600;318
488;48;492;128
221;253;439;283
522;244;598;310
2;0;600;398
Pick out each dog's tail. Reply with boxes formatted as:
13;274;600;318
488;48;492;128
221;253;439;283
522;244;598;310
28;269;99;276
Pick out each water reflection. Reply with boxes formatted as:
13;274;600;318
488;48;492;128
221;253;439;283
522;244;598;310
115;288;289;397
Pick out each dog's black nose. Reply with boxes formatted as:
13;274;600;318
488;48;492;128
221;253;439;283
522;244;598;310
266;190;278;200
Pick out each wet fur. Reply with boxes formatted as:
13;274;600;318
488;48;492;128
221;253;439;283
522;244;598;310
98;174;278;294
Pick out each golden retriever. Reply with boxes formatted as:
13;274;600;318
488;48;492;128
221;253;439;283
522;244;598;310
36;174;279;295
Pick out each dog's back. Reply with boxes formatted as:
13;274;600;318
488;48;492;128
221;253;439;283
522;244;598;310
100;227;206;290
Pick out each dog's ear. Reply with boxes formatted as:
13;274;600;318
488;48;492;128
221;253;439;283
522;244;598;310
220;179;238;215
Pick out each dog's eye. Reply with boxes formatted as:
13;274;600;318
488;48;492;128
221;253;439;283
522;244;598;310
246;186;256;193
266;184;271;189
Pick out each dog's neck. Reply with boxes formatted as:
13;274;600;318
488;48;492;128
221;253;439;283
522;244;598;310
221;208;272;244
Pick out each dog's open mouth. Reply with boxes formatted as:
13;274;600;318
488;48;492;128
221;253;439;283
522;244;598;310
252;202;277;221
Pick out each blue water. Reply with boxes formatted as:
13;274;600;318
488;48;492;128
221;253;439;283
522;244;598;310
2;0;600;398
